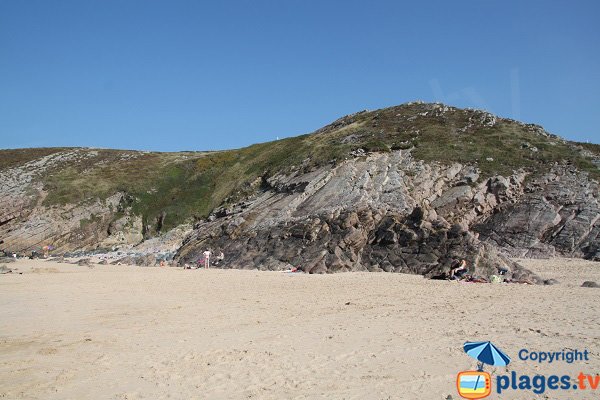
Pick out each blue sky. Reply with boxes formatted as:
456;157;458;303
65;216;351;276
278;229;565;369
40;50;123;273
1;0;599;151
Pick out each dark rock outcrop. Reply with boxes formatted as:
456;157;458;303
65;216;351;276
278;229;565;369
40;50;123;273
178;204;540;281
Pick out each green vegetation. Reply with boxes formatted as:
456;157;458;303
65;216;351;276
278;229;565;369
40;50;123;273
3;103;598;235
0;147;71;170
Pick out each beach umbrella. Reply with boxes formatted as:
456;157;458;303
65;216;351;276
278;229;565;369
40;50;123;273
464;341;511;369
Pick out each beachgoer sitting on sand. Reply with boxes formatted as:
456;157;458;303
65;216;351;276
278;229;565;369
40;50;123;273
213;251;224;266
450;259;467;279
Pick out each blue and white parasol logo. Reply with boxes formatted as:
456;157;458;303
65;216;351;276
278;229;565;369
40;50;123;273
463;341;511;371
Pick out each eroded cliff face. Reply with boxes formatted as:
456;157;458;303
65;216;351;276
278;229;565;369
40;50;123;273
175;150;598;279
0;150;143;253
474;169;600;259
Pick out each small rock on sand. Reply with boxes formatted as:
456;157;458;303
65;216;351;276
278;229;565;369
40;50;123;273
543;278;559;285
581;281;599;288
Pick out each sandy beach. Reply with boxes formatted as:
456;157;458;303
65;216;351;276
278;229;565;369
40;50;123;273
1;258;599;399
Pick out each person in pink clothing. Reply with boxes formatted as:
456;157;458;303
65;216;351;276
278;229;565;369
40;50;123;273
203;250;211;269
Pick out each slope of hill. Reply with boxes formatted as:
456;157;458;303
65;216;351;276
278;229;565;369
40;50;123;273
1;102;598;279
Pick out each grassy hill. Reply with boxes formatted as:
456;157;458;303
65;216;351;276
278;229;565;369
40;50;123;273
2;102;598;234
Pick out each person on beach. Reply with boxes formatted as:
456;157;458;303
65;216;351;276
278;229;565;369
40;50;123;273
213;251;224;266
450;259;468;280
203;250;211;269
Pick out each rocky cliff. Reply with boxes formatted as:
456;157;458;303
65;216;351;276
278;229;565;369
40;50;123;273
176;151;599;281
1;102;599;279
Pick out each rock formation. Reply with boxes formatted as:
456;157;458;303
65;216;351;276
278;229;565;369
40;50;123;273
1;102;598;280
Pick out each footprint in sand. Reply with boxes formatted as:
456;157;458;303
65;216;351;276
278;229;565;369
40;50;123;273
37;347;58;355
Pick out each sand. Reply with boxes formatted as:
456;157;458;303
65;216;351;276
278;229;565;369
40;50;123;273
1;258;599;400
